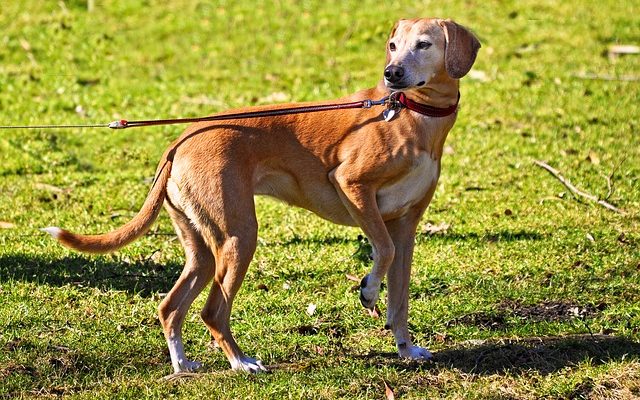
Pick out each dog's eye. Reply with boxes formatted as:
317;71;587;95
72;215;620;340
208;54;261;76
389;42;397;52
417;41;432;50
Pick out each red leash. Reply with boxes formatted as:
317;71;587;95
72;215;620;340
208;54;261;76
108;97;391;129
110;92;459;129
0;92;459;130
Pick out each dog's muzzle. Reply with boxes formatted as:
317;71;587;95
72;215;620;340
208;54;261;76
384;65;409;89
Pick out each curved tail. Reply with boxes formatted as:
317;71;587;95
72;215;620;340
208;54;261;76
43;158;173;254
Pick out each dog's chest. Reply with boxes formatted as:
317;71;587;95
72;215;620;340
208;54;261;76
376;153;439;217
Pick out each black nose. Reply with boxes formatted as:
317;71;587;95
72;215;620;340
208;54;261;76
384;65;405;83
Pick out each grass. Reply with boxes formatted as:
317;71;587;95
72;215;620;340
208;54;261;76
1;0;639;398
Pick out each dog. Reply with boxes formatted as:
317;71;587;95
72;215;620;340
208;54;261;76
44;18;480;374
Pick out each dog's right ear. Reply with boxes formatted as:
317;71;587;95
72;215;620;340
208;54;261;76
439;19;481;79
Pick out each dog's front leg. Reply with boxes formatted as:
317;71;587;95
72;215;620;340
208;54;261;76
385;212;432;360
329;169;394;310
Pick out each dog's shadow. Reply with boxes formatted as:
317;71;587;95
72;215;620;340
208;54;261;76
350;334;640;376
0;228;544;296
0;253;183;296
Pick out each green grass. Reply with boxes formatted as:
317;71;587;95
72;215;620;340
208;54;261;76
1;0;639;398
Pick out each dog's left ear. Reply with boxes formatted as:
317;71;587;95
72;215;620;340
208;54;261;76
439;20;481;79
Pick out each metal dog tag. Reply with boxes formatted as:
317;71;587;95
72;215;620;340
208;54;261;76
383;108;396;122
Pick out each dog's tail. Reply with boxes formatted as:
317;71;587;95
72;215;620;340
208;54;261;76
43;156;173;254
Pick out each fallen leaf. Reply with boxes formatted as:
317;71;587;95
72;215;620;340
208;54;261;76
75;104;86;117
609;44;640;61
19;38;31;52
586;150;600;165
384;380;395;400
35;183;66;193
345;274;360;283
586;233;595;242
259;92;289;103
367;305;380;319
423;222;450;236
0;221;15;229
435;332;447;344
149;250;163;264
468;69;489;82
306;303;317;316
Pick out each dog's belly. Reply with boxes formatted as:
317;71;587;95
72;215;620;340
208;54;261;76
253;166;356;226
376;153;440;219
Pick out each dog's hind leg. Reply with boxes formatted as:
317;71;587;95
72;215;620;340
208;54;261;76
197;190;266;373
158;203;215;373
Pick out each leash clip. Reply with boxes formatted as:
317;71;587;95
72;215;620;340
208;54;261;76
362;96;389;109
383;92;403;122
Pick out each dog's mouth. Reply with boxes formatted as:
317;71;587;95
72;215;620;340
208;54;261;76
384;80;426;91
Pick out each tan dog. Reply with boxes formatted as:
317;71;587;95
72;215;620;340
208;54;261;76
44;18;480;374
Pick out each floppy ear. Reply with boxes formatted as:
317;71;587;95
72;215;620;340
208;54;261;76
439;20;481;79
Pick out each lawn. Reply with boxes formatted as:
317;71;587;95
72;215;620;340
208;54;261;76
1;1;639;398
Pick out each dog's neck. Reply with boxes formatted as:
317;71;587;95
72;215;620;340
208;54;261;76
404;81;460;109
376;77;460;109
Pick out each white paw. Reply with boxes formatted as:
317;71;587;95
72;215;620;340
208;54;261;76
231;356;267;374
398;345;433;360
175;359;202;373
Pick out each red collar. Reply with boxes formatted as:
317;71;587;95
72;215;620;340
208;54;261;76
394;92;460;117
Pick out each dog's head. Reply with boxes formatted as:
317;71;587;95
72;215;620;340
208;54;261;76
383;18;480;90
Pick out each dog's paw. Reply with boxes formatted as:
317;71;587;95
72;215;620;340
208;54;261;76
231;356;267;374
359;274;380;310
175;359;203;373
398;345;433;360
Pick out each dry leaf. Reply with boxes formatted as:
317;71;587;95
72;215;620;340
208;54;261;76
384;380;395;400
19;38;31;52
259;92;289;103
468;69;489;82
367;305;380;319
0;221;16;229
586;150;600;165
75;104;87;117
423;221;450;236
35;183;66;193
609;44;640;61
435;332;447;344
345;274;360;283
306;303;317;316
586;233;595;242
